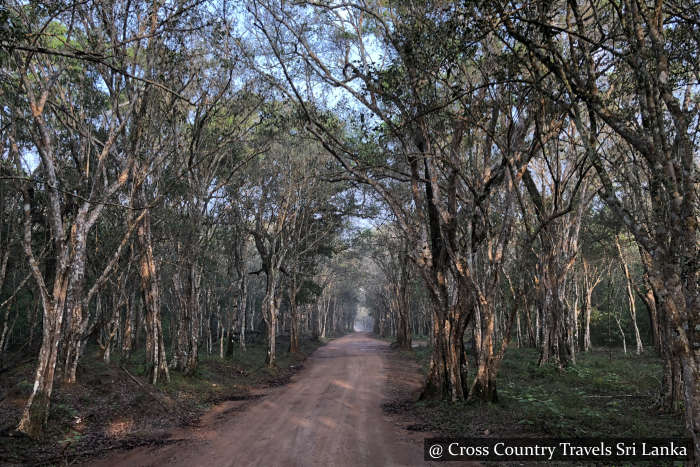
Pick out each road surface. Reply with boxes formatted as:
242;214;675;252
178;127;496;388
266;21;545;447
91;332;431;466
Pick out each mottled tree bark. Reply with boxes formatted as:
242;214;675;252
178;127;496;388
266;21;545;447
17;191;71;438
137;206;169;384
261;272;279;367
422;300;470;401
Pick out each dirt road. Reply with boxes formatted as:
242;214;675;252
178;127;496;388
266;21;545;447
90;333;431;466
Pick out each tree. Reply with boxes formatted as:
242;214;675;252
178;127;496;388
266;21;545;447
497;0;699;455
250;0;548;402
6;1;154;435
247;112;349;366
365;226;413;350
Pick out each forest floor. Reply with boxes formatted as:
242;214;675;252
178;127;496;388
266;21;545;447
391;341;685;440
0;334;323;466
2;334;684;466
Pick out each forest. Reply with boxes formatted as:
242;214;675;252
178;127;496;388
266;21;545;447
0;0;697;465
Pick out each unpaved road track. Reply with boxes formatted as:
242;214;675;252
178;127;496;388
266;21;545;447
90;333;433;466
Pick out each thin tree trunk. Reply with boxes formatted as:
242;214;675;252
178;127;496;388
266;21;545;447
583;290;593;352
289;277;300;353
614;313;627;355
239;274;247;350
172;261;200;375
395;276;412;350
138;207;169;383
122;291;135;358
103;295;120;364
635;249;660;352
219;304;225;359
616;237;643;354
262;270;279;367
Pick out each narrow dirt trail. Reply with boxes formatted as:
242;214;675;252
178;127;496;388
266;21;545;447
90;333;431;466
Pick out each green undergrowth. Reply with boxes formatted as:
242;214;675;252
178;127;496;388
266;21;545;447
406;346;684;440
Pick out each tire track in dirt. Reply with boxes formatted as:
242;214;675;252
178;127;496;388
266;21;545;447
87;332;467;466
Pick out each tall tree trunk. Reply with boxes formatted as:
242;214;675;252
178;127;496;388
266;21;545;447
470;303;497;401
616;237;643;354
524;303;535;347
62;214;90;384
103;293;121;363
583;289;593;352
637;285;660;352
17;302;65;439
172;262;200;375
537;270;564;367
17;214;71;437
137;207;169;384
394;274;412;350
288;277;300;353
239;274;247;350
614;313;627;355
422;300;470;401
122;291;135;358
571;284;579;353
581;259;602;353
636;248;660;352
262;271;279;367
536;252;575;367
312;303;320;340
645;266;686;414
219;305;225;359
289;302;299;353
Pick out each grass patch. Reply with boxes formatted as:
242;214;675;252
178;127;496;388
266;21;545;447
408;346;684;439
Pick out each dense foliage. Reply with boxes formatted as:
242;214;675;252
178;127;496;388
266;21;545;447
0;0;697;458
